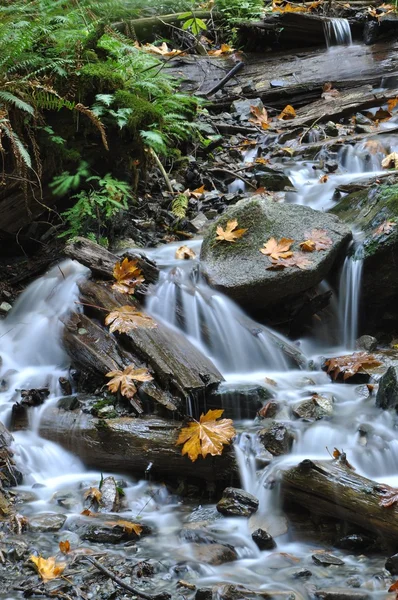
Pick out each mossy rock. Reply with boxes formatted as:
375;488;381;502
79;61;126;95
200;197;351;311
113;90;162;132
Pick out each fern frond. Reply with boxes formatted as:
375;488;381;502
0;91;34;115
172;194;188;219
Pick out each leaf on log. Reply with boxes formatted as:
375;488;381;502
176;409;236;462
382;152;398;169
112;258;145;294
373;220;396;236
175;245;197;260
106;366;153;399
278;104;296;120
216;219;247;242
324;352;382;381
30;555;66;582
249;105;270;129
105;306;157;334
260;237;294;260
104;519;142;536
143;42;181;57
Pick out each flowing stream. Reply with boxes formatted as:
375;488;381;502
2;102;398;600
323;18;352;47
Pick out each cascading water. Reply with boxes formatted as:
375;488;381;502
338;238;364;349
323;18;352;47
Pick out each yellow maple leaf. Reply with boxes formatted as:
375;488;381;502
112;258;145;295
106;365;153;399
175;245;197;260
84;487;102;504
278;105;296;120
105;306;157;334
382;152;398;169
299;239;316;252
105;519;142;536
260;237;294;260
30;555;66;582
143;42;181;57
215;219;247;242
176;409;236;462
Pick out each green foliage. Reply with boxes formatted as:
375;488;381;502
59;173;132;240
172;194;189;219
215;0;264;22
179;12;208;35
50;162;91;197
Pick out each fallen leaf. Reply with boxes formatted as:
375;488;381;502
81;509;95;516
190;184;206;199
112;258;145;295
59;540;71;554
208;43;234;55
389;580;398;592
323;82;332;92
299;239;316;252
143;42;181;57
265;377;277;386
304;229;333;250
388;98;398;112
257;402;275;418
284;252;313;269
373;108;392;122
364;139;386;155
30;555;66;582
321;85;340;101
84;487;102;504
382;152;398;169
249;105;270;130
254;157;270;165
319;174;329;183
273;1;308;13
260;237;294;260
324;352;382;381
176;409;236;462
105;519;142;536
106;365;153;399
216;219;247;242
105;306;157;334
333;448;342;459
254;186;268;194
175;245;197;260
373;220;396;236
379;486;398;508
366;383;375;394
278;104;296;120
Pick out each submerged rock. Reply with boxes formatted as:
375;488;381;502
201;196;351;312
312;552;345;566
258;421;294;455
376;366;398;410
356;335;378;352
385;552;398;575
292;394;334;420
315;589;369;600
217;487;259;517
28;512;67;533
177;543;238;565
208;383;273;419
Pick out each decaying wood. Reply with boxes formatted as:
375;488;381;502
111;10;211;41
65;236;159;284
204;61;245;97
40;408;236;486
282;459;398;545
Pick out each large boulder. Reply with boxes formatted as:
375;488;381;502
330;181;398;332
200;197;351;311
376;365;398;411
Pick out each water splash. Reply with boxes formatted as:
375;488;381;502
323;18;352;47
338;240;364;349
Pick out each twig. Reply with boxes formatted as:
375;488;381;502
149;148;173;193
298;114;324;144
209;167;257;189
204;61;245;97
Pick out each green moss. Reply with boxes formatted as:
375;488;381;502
113;90;162;132
92;397;115;416
79;61;125;94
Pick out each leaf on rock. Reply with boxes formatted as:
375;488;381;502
175;245;197;260
176;409;236;462
112;258;145;294
59;540;71;554
30;555;66;582
249;106;270;129
285;252;313;269
81;509;95;516
84;487;102;504
105;519;142;536
260;237;294;260
373;107;392;122
324;352;382;381
299;239;316;252
190;184;206;199
319;174;329;183
208;43;234;56
278;104;296;120
106;365;153;399
382;152;398;169
388;97;398;112
105;306;157;334
303;229;333;250
216;219;247;242
373;220;396;236
143;42;181;57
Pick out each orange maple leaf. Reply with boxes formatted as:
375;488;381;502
303;229;333;250
112;258;145;295
59;540;71;554
105;519;142;536
176;409;236;462
260;237;294;260
30;555;66;582
215;219;247;242
105;306;157;334
175;245;197;260
106;365;153;399
278;105;296;120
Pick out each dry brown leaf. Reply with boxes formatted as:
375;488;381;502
249;105;270;130
321;85;340;101
106;365;153;399
84;487;102;504
389;580;398;593
254;187;268;194
284;252;313;269
324;352;382;381
364;139;386;155
382;152;398;169
30;555;66;582
265;377;277;386
81;509;94;516
176;409;236;462
319;174;329;183
278;104;296;120
105;306;157;334
373;108;392;122
143;42;181;57
373;220;396;236
388;98;398;112
254;157;270;165
216;219;247;242
175;245;197;260
59;540;71;554
208;43;234;56
112;258;145;295
332;447;341;459
105;519;142;536
299;239;316;252
260;237;294;260
190;184;206;199
304;229;332;250
273;1;308;13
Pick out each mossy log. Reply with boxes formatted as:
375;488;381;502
39;408;236;488
112;11;212;41
282;459;398;545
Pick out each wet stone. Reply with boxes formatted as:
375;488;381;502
312;552;345;566
385;552;398;575
335;533;375;552
231;97;263;120
356;335;378;352
99;476;120;513
315;589;370;600
28;512;67;532
251;528;276;550
293;395;333;421
258;421;294;456
195;590;212;600
376;366;398;410
178;543;238;565
208;383;273;419
217;487;259;517
187;506;223;525
293;568;313;579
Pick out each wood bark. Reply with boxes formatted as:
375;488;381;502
111;11;212;40
39;407;236;487
282;459;398;546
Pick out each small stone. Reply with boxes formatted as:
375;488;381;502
312;552;345;566
376;366;398;410
99;476;120;513
195;590;212;600
293;568;313;578
335;533;375;552
178;543;238;565
217;487;259;517
28;512;67;533
251;528;276;550
356;335;378;352
315;589;369;600
385;552;398;575
189;212;209;233
293;395;333;421
325;160;339;173
231;97;263;120
0;302;12;314
270;79;287;88
258;421;294;456
325;121;339;137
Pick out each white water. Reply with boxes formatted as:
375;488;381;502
323;18;352;47
338;238;365;349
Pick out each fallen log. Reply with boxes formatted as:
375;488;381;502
39;408;236;488
282;459;398;546
111;11;212;41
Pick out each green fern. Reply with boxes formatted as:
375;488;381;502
0;92;34;115
172;193;189;220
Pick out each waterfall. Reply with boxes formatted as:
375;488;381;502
338;241;364;349
323;18;352;47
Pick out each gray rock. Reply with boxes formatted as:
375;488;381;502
251;528;276;550
293;394;334;420
254;164;293;191
385;552;398;575
99;476;120;513
231;97;263;120
258;421;294;456
208;383;273;419
201;197;351;311
335;533;375;552
195;590;212;600
312;552;345;566
356;335;378;352
28;512;67;533
67;515;149;543
293;568;313;578
217;487;259;517
376;366;398;410
178;543;238;565
190;212;209;233
0;302;12;314
315;589;369;600
325;121;339;137
187;507;223;525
